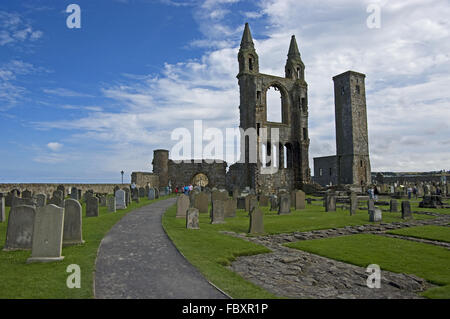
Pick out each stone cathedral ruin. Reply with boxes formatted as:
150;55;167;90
132;23;372;194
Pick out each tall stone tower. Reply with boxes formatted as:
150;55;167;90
152;149;169;188
333;71;371;186
234;23;311;194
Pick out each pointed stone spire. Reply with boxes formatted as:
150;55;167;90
287;35;301;60
240;23;254;49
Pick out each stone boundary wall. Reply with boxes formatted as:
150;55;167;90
0;184;131;195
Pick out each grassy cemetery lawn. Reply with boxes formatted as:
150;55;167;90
285;234;450;299
388;225;450;243
162;199;435;298
0;195;172;299
411;200;450;215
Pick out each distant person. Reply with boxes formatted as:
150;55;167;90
407;187;412;199
374;186;379;200
189;184;193;192
175;187;178;194
413;186;418;199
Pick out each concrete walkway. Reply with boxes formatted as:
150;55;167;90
94;198;228;299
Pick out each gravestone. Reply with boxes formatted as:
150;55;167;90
123;188;131;206
270;195;278;211
401;201;413;219
186;208;200;230
390;199;398;212
63;199;84;246
155;188;160;199
113;186;120;195
232;187;239;200
194;192;209;214
224;198;237;218
12;196;35;208
368;199;375;211
86;196;99;218
3;205;36;251
27;204;65;263
115;190;127;210
249;206;264;234
107;196;116;213
211;200;225;224
325;193;336;212
350;192;358;216
78;189;82;200
212;190;228;202
245;194;257;212
369;208;382;222
148;188;156;200
22;190;32;199
259;195;269;207
57;185;65;198
237;197;246;210
132;189;140;203
419;195;444;209
139;187;146;198
295;190;306;210
49;190;64;207
99;195;107;207
70;187;79;200
35;194;47;208
278;194;291;215
0;197;5;222
176;194;190;219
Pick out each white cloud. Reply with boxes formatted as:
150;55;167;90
47;142;63;152
0;11;43;46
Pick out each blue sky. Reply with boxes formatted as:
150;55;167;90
0;0;449;183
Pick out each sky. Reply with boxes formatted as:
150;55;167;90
0;0;449;183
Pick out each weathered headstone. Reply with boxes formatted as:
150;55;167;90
270;195;278;211
401;201;413;219
186;208;200;230
224;198;237;218
324;193;337;212
148;188;156;200
12;196;35;208
99;195;107;207
194;192;209;214
115;190;127;210
369;208;382;222
138;187;146;198
57;185;65;198
49;190;64;207
3;205;36;250
278;194;291;215
368;199;375;211
212;190;228;202
22;190;32;199
123;188;130;206
0;197;5;222
350;192;358;216
249;206;264;234
63;199;84;246
132;188;140;203
86;196;99;218
245;194;257;212
35;194;47;208
390;199;398;212
211;200;225;224
259;195;269;207
295;190;306;210
232;187;239;200
27;204;65;263
107;196;116;213
237;197;246;210
70;187;79;200
176;194;190;219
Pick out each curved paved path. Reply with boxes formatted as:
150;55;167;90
94;198;228;299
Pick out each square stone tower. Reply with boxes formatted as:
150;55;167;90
333;71;371;186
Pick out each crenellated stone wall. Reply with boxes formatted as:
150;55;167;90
0;184;130;196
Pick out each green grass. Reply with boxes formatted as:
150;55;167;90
285;234;450;299
410;200;450;215
215;204;433;236
388;225;450;243
162;205;276;299
0;195;172;299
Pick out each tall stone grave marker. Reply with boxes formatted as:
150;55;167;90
295;190;306;210
86;196;99;218
35;194;47;208
148;188;155;200
115;190;127;210
369;208;382;222
63;199;84;246
270;195;278;211
237;197;246;210
22;190;32;199
70;187;79;200
325;193;337;212
350;192;358;216
224;198;237;218
4;205;36;250
27;204;65;263
186;208;200;230
278;194;291;215
401;201;413;219
390;199;398;212
176;194;190;219
57;185;65;198
211;200;225;224
259;195;269;207
194;192;209;214
249;206;264;234
0;197;5;222
107;196;116;213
